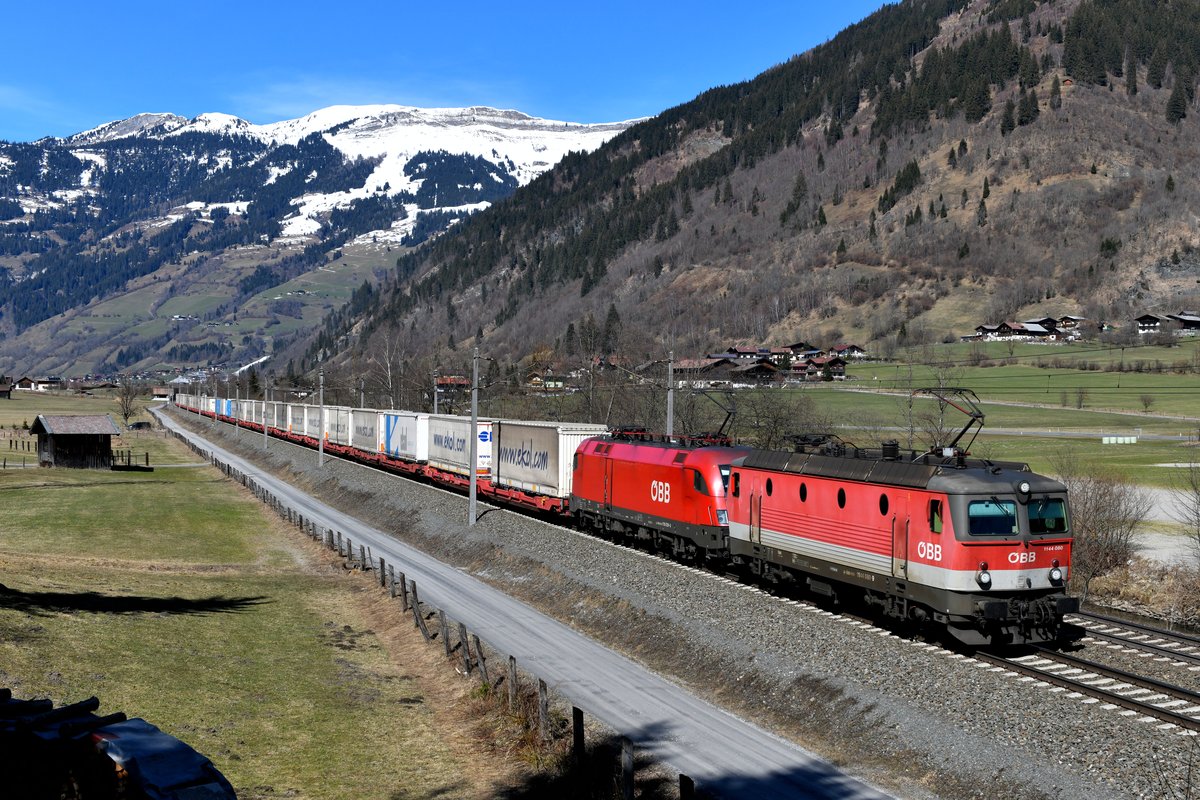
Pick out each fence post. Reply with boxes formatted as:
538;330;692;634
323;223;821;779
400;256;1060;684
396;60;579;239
398;572;408;609
439;610;451;657
411;583;430;640
458;623;471;674
508;656;517;710
379;557;387;588
572;707;585;760
621;737;634;800
537;679;550;741
473;635;489;685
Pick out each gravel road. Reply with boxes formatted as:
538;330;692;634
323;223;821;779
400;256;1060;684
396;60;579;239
171;408;1196;799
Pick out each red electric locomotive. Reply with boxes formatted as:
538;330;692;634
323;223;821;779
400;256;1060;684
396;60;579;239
571;428;750;560
725;392;1078;646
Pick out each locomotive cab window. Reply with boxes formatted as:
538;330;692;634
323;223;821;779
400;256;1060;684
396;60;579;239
718;466;731;493
928;499;943;534
1029;497;1068;535
691;469;711;496
731;472;740;498
967;499;1018;536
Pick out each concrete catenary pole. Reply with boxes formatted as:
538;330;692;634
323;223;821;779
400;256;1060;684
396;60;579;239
469;347;479;527
318;368;325;467
666;350;674;438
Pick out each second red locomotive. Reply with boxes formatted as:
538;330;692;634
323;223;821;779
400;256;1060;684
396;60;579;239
571;428;749;561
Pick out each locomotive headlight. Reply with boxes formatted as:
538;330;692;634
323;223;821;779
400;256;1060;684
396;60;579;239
717;509;729;526
976;561;992;588
1049;566;1063;582
1018;480;1031;495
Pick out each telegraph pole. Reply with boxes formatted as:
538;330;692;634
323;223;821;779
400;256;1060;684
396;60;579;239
318;368;325;467
469;348;479;527
433;369;439;414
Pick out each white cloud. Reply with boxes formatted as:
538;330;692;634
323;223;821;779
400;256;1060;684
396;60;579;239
226;73;528;125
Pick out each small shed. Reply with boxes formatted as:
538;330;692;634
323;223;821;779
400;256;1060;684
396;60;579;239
29;414;121;468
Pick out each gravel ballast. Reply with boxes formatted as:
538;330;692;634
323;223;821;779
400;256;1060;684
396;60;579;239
179;412;1193;799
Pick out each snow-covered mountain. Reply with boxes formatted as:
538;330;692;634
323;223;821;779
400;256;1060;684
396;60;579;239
50;104;634;241
0;104;637;375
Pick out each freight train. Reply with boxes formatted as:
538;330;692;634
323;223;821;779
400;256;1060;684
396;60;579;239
172;392;1078;646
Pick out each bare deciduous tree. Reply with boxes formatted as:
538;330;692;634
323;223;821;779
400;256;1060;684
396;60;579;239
734;388;831;450
117;378;141;427
1052;452;1151;602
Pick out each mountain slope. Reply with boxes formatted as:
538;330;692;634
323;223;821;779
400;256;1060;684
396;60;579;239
0;106;632;375
322;0;1200;380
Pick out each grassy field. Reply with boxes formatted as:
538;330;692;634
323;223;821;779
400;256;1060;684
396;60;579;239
862;338;1200;416
0;432;487;799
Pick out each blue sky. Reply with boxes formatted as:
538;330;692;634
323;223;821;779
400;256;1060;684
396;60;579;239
4;1;888;143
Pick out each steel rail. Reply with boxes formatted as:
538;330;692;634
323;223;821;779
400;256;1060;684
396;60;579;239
1070;610;1200;648
974;648;1200;731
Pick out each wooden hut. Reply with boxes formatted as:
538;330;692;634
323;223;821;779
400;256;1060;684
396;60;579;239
29;414;120;468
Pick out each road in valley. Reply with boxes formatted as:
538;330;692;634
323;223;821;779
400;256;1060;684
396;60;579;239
154;408;893;800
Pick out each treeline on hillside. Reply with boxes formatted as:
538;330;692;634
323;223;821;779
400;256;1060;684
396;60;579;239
345;0;972;352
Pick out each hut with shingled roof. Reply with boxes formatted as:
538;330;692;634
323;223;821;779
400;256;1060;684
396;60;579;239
29;414;121;468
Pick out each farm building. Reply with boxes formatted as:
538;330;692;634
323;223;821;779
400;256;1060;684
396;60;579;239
29;414;121;468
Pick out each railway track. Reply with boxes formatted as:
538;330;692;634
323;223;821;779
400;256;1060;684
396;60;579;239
975;647;1200;733
1067;611;1200;667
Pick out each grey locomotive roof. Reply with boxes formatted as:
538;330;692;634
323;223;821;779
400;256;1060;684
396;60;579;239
737;449;1064;494
30;414;121;436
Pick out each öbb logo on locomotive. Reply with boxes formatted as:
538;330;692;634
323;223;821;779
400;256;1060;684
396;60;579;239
181;387;1079;648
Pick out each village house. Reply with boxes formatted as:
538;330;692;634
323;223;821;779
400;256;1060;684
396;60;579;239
1168;312;1200;331
1136;314;1167;334
794;356;847;381
14;376;64;392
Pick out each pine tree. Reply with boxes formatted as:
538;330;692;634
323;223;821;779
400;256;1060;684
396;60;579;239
1167;80;1188;123
948;147;958;168
1050;75;1062;110
1000;98;1016;136
1167;174;1176;192
1126;51;1138;96
817;205;827;226
1018;88;1039;126
976;199;988;227
1147;48;1167;89
564;322;577;356
868;210;877;239
982;177;990;199
602;303;621;354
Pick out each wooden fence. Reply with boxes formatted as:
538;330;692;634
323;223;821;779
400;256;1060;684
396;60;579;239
166;424;699;800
